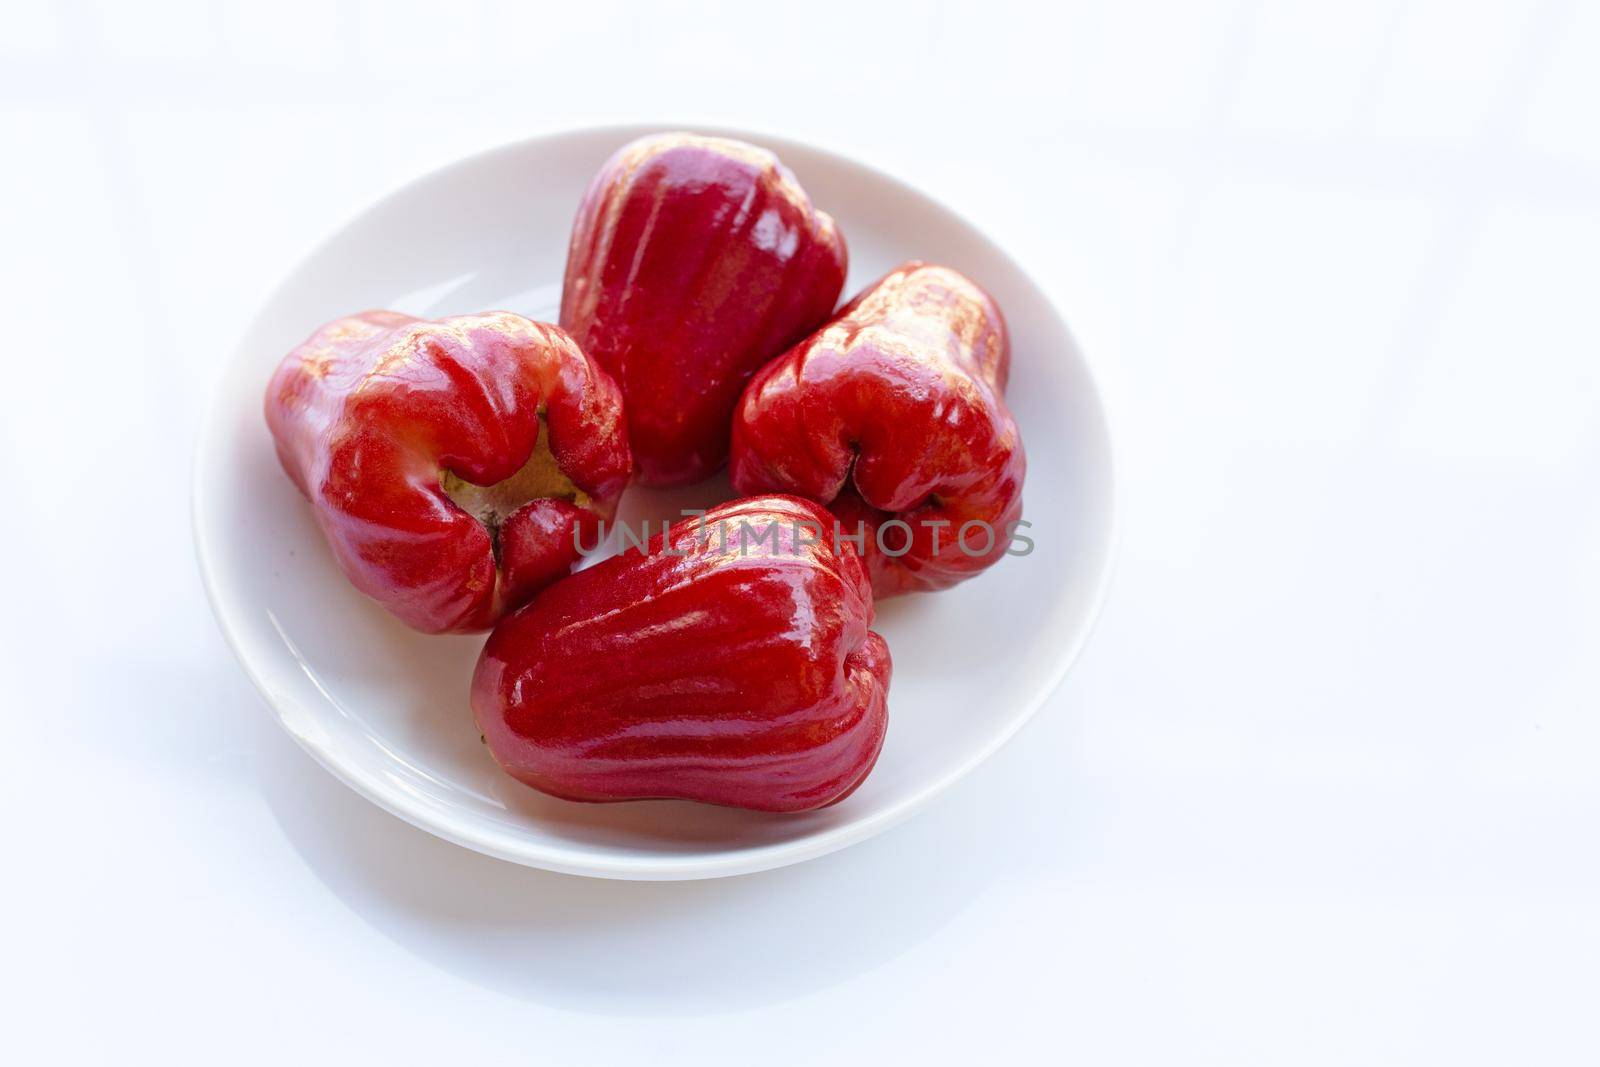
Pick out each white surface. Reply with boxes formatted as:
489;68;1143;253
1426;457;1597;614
194;125;1116;879
4;0;1599;1062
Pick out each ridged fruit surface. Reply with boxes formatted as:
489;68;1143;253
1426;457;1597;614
471;496;891;812
561;133;847;487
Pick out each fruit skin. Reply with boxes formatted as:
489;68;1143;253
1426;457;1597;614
471;496;891;812
264;310;631;634
729;262;1026;597
560;133;848;488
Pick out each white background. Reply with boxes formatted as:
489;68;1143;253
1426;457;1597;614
4;0;1598;1062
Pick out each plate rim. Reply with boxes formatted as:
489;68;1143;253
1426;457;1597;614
191;121;1122;880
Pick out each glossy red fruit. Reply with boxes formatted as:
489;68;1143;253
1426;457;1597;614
264;310;631;634
471;496;891;812
730;262;1026;597
560;133;848;487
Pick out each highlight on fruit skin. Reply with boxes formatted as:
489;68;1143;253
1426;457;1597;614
471;496;892;813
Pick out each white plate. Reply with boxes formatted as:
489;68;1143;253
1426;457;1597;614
193;124;1117;880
